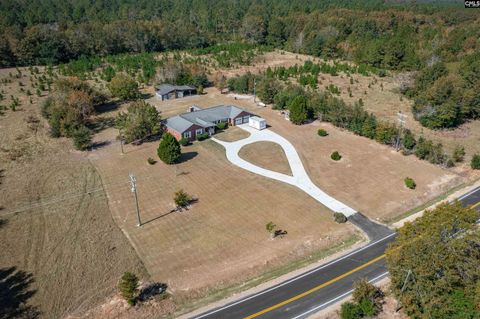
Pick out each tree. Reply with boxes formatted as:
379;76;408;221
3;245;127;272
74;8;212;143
157;133;181;164
386;202;479;318
115;101;161;143
402;129;416;150
288;95;308;125
72;125;92;150
471;154;480;170
174;189;192;209
119;272;138;306
331;151;342;161
108;73;140;100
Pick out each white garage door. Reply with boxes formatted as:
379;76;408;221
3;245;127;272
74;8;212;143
243;116;250;123
235;118;243;125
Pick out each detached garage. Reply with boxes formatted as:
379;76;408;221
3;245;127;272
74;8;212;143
249;116;267;130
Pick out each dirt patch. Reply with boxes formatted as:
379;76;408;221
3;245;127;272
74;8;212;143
88;125;358;301
214;126;250;142
0;67;147;318
239;141;292;176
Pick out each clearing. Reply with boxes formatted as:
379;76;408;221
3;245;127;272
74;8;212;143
0;67;147;318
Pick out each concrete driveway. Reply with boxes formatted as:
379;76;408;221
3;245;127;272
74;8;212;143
212;124;357;216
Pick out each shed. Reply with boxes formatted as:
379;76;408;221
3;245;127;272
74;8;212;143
249;116;266;130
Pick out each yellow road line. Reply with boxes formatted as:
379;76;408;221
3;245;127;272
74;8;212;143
471;201;480;210
243;254;386;319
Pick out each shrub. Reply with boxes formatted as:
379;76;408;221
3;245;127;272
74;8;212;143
265;221;277;238
288;95;308;125
404;177;416;189
340;302;363;319
331;151;342;161
452;145;465;162
157;133;181;164
72;126;92;150
179;137;189;146
317;129;328;137
147;157;156;165
334;212;347;223
196;132;209;141
119;272;138;306
174;189;192;208
471;154;480;170
216;122;227;130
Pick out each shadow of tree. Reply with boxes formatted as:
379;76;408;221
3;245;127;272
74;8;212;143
178;152;198;163
0;267;40;319
88;117;115;134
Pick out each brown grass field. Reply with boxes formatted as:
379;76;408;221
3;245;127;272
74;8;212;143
0;67;147;318
239;141;292;176
88;126;359;301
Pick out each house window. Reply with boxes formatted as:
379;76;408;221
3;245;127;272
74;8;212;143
183;131;191;138
196;128;203;135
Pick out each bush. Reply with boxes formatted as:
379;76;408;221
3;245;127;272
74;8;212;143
174;189;192;208
216;122;227;130
147;157;156;165
196;132;209;141
317;128;328;136
471;154;480;170
119;272;138;306
157;133;181;164
334;212;347;223
288;95;308;125
340;302;363;319
331;151;342;161
179;137;189;146
72;125;92;150
452;145;465;162
404;177;416;189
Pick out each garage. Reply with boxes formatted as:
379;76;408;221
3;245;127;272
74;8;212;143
235;118;243;125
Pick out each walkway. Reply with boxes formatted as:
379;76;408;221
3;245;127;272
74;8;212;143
212;124;357;216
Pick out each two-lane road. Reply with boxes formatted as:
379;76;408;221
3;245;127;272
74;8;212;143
193;186;480;319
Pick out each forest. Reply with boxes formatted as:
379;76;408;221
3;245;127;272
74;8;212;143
0;0;478;130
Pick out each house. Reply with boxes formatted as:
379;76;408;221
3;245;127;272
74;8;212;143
156;84;196;101
248;116;266;130
164;105;254;141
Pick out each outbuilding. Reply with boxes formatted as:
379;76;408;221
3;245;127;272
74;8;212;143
248;116;267;130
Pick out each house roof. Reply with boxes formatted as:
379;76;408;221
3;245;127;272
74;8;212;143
155;84;196;96
164;105;252;133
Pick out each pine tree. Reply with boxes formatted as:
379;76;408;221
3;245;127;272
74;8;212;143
157;133;181;164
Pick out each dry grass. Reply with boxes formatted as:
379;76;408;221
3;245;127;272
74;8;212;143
0;67;147;318
239;141;292;176
88;126;358;299
149;87;464;222
214;126;250;142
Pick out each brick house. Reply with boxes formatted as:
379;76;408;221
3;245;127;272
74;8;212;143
163;105;254;141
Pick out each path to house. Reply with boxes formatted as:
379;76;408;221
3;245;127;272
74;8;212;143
212;124;357;217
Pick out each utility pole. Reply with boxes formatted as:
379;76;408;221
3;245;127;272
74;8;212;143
119;129;124;154
396;111;407;151
253;78;256;103
129;173;141;227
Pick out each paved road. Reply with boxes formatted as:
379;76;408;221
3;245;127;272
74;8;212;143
192;186;480;319
212;124;357;216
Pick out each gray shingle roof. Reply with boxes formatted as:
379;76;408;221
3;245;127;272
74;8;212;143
155;84;196;96
164;105;251;133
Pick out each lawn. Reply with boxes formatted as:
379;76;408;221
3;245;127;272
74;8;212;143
239;141;292;176
88;126;359;299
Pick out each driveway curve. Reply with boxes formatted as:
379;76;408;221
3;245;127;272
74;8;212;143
212;124;357;216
